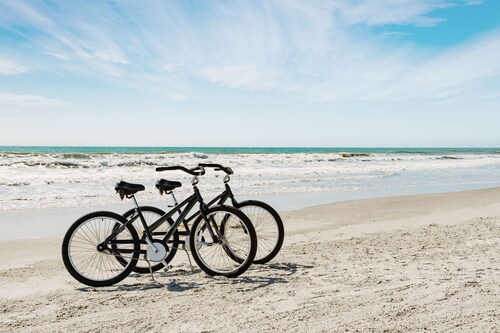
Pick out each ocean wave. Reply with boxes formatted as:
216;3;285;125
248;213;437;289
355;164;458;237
341;153;370;158
116;161;159;167
0;152;43;156
391;150;434;155
4;161;89;168
48;162;87;168
59;153;92;159
1;182;30;186
192;153;209;159
1;148;499;206
437;156;463;160
3;160;164;168
31;161;86;168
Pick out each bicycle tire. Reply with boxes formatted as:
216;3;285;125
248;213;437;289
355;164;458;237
189;205;257;278
62;211;139;287
235;200;284;264
121;206;179;273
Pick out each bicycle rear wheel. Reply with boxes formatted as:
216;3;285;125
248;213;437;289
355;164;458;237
236;200;284;264
62;211;139;287
189;206;257;278
122;206;179;273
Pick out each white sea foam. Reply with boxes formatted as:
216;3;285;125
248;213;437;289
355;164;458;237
1;152;499;211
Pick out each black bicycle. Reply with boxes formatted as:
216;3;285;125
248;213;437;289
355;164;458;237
122;163;284;274
62;166;258;287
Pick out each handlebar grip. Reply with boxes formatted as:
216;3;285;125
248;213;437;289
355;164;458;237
156;166;205;176
214;167;234;175
198;163;234;175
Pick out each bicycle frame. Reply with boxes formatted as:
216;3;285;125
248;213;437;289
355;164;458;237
185;183;238;223
140;182;239;243
103;185;219;253
108;165;240;254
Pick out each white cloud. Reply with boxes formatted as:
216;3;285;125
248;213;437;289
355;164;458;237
333;0;448;27
365;29;500;102
165;91;187;101
163;63;180;73
300;28;500;103
93;50;128;65
0;59;28;75
0;92;70;108
464;1;483;6
0;0;498;105
45;51;70;60
333;0;477;27
198;66;280;91
0;0;53;27
0;0;129;72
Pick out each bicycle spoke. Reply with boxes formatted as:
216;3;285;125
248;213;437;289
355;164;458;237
193;208;254;275
67;216;135;282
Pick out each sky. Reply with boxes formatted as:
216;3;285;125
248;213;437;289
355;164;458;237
0;0;499;147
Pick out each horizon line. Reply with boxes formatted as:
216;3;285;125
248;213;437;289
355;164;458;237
1;145;499;149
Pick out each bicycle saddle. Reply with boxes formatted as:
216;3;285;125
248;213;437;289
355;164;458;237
115;181;145;199
156;179;182;194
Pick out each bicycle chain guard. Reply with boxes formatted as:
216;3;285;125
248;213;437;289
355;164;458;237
146;241;169;262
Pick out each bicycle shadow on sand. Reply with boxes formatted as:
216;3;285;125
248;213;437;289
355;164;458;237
77;262;312;293
77;269;205;293
265;262;314;276
77;280;203;293
211;262;314;291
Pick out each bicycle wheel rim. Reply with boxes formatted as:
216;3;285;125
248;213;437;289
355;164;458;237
67;216;135;282
193;210;253;275
239;205;280;262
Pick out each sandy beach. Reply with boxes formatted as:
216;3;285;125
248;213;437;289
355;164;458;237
1;188;499;332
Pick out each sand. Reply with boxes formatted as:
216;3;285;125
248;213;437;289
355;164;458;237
1;188;499;332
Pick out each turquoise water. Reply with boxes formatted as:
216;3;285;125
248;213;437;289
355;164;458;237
1;146;499;155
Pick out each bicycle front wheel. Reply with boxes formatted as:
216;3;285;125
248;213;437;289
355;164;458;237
62;211;139;287
189;206;257;278
236;200;284;264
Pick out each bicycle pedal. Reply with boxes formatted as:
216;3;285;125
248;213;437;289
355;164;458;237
164;264;173;272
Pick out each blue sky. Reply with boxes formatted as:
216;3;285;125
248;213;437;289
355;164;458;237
0;0;499;147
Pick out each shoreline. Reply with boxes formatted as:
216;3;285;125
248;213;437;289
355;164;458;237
1;187;499;331
2;184;500;241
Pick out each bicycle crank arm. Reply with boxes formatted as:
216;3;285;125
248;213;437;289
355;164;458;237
145;237;159;252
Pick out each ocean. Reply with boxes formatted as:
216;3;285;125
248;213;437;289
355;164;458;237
1;146;500;212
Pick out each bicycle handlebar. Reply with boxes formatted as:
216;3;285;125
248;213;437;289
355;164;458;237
156;165;205;176
198;163;234;175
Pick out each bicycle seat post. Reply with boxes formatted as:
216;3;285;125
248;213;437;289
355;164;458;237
130;194;141;210
166;190;178;207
